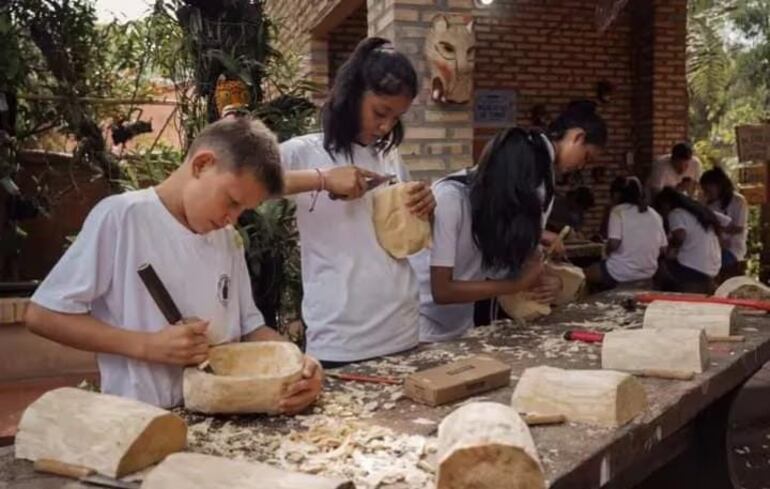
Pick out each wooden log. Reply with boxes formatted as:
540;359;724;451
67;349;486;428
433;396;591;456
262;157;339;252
643;300;740;337
436;402;545;489
140;452;354;489
372;182;431;259
14;387;186;478
511;366;648;427
498;263;585;320
602;328;709;375
715;276;770;301
183;341;304;414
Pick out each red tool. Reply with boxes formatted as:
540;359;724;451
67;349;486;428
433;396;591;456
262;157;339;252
635;293;770;312
563;330;605;344
326;371;402;385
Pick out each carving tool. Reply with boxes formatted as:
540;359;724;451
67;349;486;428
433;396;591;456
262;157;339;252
34;459;139;489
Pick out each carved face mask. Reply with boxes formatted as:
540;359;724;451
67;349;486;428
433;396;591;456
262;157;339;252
424;14;476;104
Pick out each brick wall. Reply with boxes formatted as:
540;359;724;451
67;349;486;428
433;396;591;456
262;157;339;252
471;0;688;232
328;3;367;82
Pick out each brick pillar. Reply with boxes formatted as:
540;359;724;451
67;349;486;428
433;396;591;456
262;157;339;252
368;0;475;180
631;0;688;179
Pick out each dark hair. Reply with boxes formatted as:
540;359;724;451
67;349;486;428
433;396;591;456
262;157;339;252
671;142;693;162
548;100;608;147
187;117;284;196
653;186;719;231
322;37;418;161
568;186;595;210
449;128;552;274
700;166;735;211
610;176;626;196
618;176;648;212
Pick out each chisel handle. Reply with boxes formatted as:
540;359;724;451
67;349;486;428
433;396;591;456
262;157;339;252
34;458;93;479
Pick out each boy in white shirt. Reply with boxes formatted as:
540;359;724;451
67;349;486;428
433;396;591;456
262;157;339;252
25;117;323;411
647;142;702;198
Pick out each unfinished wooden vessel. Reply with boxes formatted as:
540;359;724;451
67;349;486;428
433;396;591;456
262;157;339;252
373;182;432;259
511;366;648;427
15;387;186;478
602;328;709;375
436;402;545;489
141;452;354;489
715;276;770;301
498;262;585;320
183;341;304;414
643;300;739;338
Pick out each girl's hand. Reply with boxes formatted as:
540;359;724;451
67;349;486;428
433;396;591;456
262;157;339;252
528;272;563;305
406;181;436;220
324;166;381;200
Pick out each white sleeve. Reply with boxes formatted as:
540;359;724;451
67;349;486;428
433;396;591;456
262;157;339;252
714;210;732;228
667;210;687;232
607;206;623;240
733;196;748;227
31;199;117;314
279;138;307;171
647;159;665;193
430;184;463;268
236;248;265;337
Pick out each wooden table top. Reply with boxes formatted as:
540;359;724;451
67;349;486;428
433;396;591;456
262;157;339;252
2;289;769;488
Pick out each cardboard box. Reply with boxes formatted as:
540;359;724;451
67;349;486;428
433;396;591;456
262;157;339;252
404;355;511;406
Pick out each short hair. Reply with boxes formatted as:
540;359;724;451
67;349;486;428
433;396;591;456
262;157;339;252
186;117;284;196
671;142;693;162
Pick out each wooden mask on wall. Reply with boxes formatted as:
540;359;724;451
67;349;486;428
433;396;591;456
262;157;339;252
424;14;476;104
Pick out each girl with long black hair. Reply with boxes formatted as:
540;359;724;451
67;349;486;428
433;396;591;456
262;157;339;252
585;177;667;289
279;38;435;366
700;167;748;275
654;187;729;293
410;102;608;342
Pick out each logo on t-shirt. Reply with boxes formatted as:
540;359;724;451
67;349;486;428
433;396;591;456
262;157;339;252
217;274;230;306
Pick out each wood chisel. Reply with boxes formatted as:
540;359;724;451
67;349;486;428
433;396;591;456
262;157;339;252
34;458;139;489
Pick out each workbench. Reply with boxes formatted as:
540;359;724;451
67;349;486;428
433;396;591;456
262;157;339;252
2;289;770;488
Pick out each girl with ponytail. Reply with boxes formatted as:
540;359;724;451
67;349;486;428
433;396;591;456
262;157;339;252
585;176;668;290
278;38;434;366
410;102;608;342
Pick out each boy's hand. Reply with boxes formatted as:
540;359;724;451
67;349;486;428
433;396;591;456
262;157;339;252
279;355;323;415
141;320;209;366
406;181;435;220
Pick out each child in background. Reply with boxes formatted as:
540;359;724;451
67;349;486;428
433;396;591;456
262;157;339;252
585;177;667;289
700;167;748;278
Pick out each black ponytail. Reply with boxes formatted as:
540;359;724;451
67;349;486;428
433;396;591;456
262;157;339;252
699;166;735;211
654;187;720;231
618;176;648;213
322;37;418;161
548;100;608;146
460;128;553;274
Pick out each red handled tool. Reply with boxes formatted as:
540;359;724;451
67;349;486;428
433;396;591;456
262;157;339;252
635;293;770;312
563;330;605;344
326;371;402;385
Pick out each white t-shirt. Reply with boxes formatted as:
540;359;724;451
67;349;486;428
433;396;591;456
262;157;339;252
605;203;667;282
668;208;723;277
410;176;482;342
648;155;702;195
31;188;263;407
279;133;419;362
708;192;748;261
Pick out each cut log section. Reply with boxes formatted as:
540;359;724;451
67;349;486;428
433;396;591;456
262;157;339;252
436;402;545;489
373;182;432;259
184;341;304;414
15;387;186;478
511;366;648;427
643;300;740;338
715;276;770;301
140;452;354;489
498;263;585;320
602;328;709;376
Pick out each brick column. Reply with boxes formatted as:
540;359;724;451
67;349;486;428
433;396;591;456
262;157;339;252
369;0;476;180
631;0;688;179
